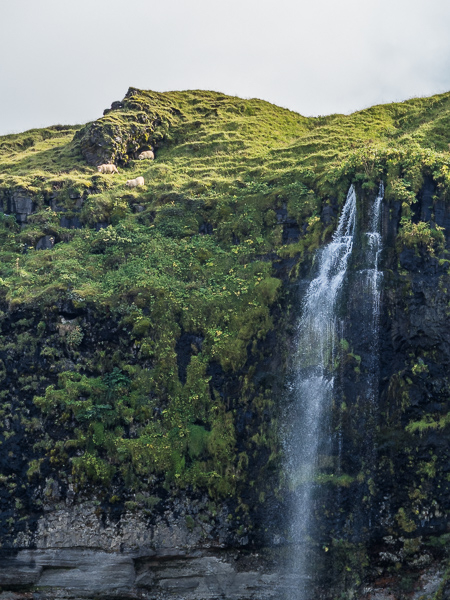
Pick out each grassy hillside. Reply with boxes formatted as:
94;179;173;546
0;88;449;514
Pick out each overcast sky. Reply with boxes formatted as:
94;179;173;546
1;0;450;135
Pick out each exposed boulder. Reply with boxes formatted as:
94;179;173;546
103;100;125;115
60;215;82;229
6;189;35;224
35;235;55;250
75;90;167;166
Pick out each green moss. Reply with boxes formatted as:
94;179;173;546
406;413;450;435
71;452;116;487
326;539;369;594
315;473;355;487
185;515;195;531
398;218;445;255
395;507;417;533
27;458;43;479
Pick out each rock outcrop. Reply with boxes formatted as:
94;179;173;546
74;88;168;166
5;189;35;224
0;500;288;599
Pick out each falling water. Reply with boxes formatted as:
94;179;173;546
355;181;384;522
285;183;384;599
365;181;384;363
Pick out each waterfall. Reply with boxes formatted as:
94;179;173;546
285;183;384;599
353;181;384;532
365;181;384;382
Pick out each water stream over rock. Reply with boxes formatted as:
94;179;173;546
285;184;384;599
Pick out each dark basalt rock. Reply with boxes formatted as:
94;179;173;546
321;198;338;225
95;221;108;231
176;332;204;384
199;221;213;235
103;100;125;115
60;215;82;229
35;235;55;250
3;188;36;224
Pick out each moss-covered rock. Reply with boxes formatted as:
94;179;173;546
1;88;450;597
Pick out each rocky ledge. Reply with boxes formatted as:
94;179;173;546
0;548;286;600
0;501;291;599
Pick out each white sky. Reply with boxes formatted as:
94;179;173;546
1;0;450;135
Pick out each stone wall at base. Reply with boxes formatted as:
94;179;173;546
0;548;288;600
0;501;290;599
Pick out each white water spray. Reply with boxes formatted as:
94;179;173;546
366;181;384;346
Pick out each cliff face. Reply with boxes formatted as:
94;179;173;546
0;89;450;598
368;182;450;598
299;182;450;600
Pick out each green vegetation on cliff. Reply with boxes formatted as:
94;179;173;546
1;88;450;519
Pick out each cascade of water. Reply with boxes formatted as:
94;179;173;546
357;182;384;529
285;183;384;599
285;185;356;598
366;181;384;351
